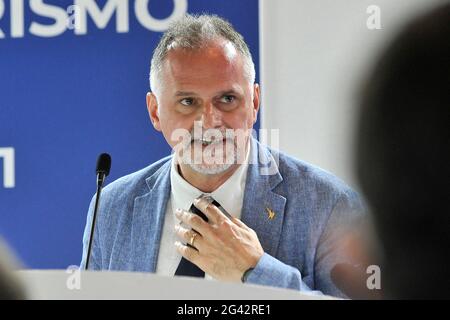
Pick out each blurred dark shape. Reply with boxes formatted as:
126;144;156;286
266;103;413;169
330;219;383;300
356;3;450;299
0;239;27;300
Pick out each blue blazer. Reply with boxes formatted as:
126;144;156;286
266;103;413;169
81;138;364;297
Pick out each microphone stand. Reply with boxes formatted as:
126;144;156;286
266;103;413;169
85;172;106;270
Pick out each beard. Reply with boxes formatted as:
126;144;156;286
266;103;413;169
173;127;248;175
188;138;237;175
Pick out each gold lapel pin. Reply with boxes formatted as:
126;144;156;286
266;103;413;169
266;207;276;220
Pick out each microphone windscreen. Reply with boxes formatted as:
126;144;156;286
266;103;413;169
96;153;112;177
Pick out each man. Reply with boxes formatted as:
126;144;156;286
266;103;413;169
356;3;450;299
81;14;364;298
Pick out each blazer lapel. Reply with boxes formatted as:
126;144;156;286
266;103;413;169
241;138;286;258
130;160;171;272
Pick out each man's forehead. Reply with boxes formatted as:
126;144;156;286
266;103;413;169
173;83;245;97
164;40;242;71
167;38;238;60
160;40;246;90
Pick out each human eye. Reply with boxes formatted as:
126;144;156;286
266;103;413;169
219;95;236;104
180;98;195;106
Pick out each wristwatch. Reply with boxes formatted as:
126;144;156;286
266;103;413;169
241;267;254;283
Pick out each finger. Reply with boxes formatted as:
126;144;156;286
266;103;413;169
231;216;248;229
175;241;201;265
193;197;227;225
175;225;204;250
175;208;212;238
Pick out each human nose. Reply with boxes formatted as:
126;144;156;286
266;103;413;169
200;102;223;129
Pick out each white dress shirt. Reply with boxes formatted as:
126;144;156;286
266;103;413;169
155;144;250;279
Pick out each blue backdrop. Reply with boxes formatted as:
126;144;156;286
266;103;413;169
0;0;259;269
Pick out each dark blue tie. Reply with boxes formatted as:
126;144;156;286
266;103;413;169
174;201;214;277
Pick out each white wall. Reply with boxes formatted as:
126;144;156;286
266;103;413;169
260;0;445;188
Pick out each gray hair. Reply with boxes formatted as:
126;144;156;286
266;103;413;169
149;14;256;95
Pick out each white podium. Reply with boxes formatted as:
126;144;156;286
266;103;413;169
16;270;334;300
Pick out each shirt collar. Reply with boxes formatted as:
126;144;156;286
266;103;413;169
170;141;250;218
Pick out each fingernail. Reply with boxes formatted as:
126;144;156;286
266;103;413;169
174;225;180;232
194;198;205;211
175;208;182;217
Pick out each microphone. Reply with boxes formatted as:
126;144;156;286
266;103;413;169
85;153;111;270
96;153;111;185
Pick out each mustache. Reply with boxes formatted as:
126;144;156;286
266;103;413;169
189;129;236;144
170;126;250;151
